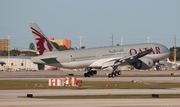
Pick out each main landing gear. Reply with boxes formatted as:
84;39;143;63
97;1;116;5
107;65;121;78
84;69;97;77
108;70;121;78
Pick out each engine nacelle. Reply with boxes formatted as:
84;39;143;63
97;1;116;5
132;57;154;70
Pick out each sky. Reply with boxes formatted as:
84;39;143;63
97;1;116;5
0;0;180;50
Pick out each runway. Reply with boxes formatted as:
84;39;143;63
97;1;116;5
1;89;180;107
0;70;180;107
0;70;180;82
1;98;180;107
1;89;180;96
0;70;179;78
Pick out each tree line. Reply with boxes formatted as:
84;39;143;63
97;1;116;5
0;42;70;56
169;47;180;61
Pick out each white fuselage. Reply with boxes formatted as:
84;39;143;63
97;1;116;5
31;43;170;69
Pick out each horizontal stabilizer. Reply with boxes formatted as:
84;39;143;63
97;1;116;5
41;58;59;64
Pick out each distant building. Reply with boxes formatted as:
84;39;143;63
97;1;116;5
0;56;57;71
49;37;71;49
0;56;37;71
0;38;10;51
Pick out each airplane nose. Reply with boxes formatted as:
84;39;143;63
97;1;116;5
164;46;170;53
162;45;170;56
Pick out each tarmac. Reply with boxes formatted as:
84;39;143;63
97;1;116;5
1;89;180;107
1;98;180;107
0;98;180;107
0;70;180;82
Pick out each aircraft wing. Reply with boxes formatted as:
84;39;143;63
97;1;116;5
101;49;152;69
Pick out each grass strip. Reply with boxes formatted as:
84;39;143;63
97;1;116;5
20;94;180;99
1;80;180;90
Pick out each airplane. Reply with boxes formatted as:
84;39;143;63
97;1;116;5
30;23;170;78
167;58;180;67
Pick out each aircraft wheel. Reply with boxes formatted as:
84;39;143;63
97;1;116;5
89;71;94;76
84;73;87;77
111;73;115;78
87;72;91;77
118;70;122;75
115;71;119;76
93;70;97;75
108;73;111;78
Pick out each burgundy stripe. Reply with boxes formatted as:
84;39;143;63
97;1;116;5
32;31;43;38
31;27;44;37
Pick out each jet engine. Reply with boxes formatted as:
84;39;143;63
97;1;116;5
132;57;154;70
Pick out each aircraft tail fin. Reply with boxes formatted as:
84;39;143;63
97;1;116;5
30;23;57;55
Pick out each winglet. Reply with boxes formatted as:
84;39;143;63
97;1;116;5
30;23;57;55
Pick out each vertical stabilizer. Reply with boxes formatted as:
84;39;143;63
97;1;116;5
30;23;57;55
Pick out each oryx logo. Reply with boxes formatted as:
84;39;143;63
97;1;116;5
31;27;53;55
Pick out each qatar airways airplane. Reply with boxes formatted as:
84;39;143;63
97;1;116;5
30;23;170;78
